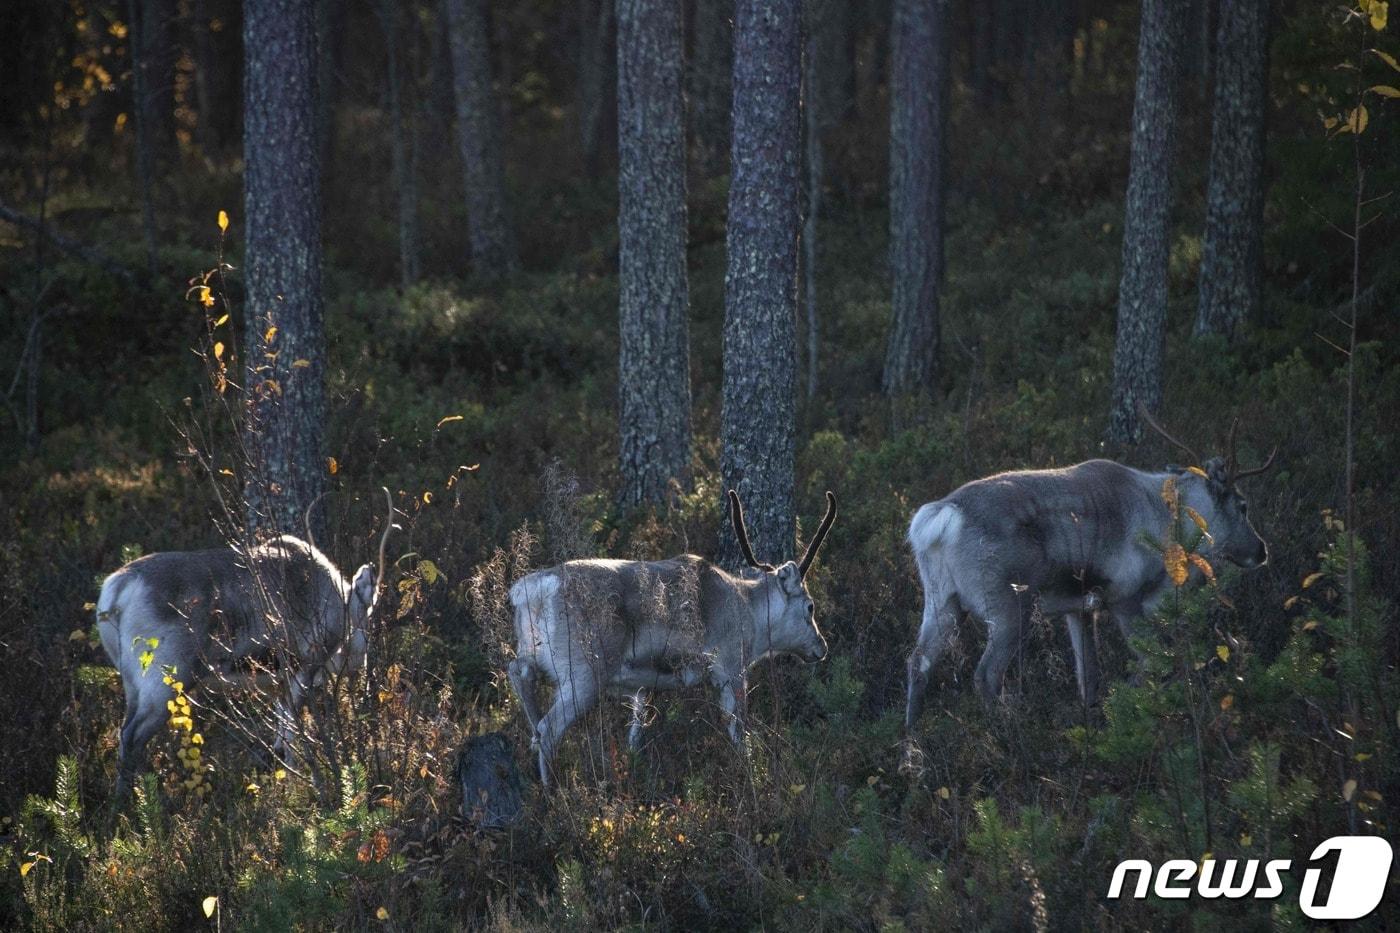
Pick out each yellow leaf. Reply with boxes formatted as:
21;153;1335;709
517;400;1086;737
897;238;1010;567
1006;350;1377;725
327;456;338;475
1355;752;1372;762
1302;572;1324;588
422;490;433;505
202;896;218;918
1343;778;1358;802
1160;476;1179;513
1220;694;1235;711
1370;1;1387;30
292;358;311;368
264;326;277;344
1347;105;1370;134
1187;465;1208;479
376;907;390;921
1240;834;1252;847
1302;619;1319;631
1283;595;1299;610
436;414;464;429
418;559;441;585
788;784;806;795
70;628;88;642
139;649;155;672
1163;542;1189;586
1216;644;1230;663
937;786;951;800
1188;552;1215;583
217;210;229;233
214;313;229;327
20;862;34;877
1370;84;1400;97
213;341;224;360
1372;48;1400;72
1364;790;1383;802
1184;506;1210;536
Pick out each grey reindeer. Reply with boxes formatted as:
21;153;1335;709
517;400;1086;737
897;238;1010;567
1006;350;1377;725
96;490;396;794
904;406;1276;729
507;490;837;786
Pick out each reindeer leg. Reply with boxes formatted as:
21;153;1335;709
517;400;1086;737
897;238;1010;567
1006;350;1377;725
714;673;747;748
1064;612;1099;706
626;690;650;751
535;682;598;789
973;591;1033;705
906;592;959;732
116;692;169;798
507;658;543;749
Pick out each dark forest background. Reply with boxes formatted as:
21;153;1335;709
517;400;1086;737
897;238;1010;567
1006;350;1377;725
2;0;1399;929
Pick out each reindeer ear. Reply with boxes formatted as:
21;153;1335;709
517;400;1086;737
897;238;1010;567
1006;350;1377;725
775;562;803;593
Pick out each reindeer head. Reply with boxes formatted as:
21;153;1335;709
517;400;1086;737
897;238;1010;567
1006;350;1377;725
729;489;837;662
1139;404;1276;569
323;488;399;676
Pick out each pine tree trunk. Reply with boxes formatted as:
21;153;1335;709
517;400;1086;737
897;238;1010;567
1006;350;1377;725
803;28;822;400
578;0;616;173
125;0;158;274
883;0;950;397
1194;0;1269;340
139;0;178;164
689;0;733;178
317;0;346;173
444;0;518;278
1107;0;1188;443
719;0;801;567
242;0;326;538
617;0;692;509
379;0;421;288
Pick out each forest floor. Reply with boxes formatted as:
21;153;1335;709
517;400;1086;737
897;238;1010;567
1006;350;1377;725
2;105;1399;929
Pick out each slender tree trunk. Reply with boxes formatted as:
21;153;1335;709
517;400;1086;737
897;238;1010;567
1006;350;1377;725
192;0;219;154
970;0;993;106
689;0;733;178
578;0;616;173
883;0;950;397
1194;0;1269;340
317;0;346;175
378;0;421;288
243;0;325;538
719;0;801;566
125;0;158;275
444;0;518;278
617;0;691;509
140;0;178;164
1107;0;1188;443
803;28;822;400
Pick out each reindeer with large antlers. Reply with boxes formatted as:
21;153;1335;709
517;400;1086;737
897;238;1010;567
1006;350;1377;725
904;405;1276;729
507;490;837;786
96;490;398;795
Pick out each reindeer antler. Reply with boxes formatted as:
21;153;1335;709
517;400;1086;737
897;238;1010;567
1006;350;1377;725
1224;417;1240;479
798;491;838;579
376;486;398;589
1136;400;1202;467
728;489;775;572
1231;446;1278;482
304;491;329;549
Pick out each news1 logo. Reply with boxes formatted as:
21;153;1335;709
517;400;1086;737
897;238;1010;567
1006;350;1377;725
1107;836;1393;920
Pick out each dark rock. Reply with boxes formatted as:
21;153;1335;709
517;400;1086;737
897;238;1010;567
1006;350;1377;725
456;732;523;829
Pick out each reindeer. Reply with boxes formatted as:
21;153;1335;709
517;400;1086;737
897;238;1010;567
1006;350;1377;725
904;406;1276;729
507;490;837;786
96;490;396;795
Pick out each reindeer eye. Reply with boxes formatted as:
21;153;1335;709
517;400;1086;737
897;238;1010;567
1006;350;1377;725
806;600;814;614
1239;500;1248;515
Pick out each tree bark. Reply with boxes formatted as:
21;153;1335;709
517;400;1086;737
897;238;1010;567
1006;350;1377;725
617;0;692;509
689;0;733;178
1107;0;1188;443
578;0;616;173
139;0;178;163
317;0;346;174
378;0;422;288
242;0;326;538
883;0;950;397
803;28;822;400
719;0;801;567
1194;0;1269;340
444;0;518;278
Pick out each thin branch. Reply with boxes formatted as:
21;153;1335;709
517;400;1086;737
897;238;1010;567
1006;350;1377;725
0;201;145;286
